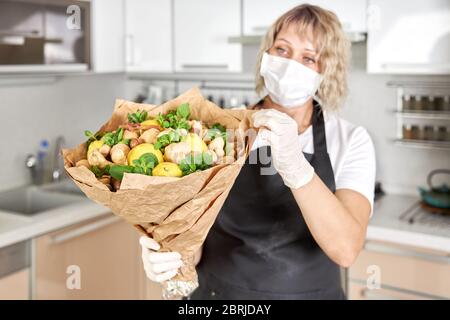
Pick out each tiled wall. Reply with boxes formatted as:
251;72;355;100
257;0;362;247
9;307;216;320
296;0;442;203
0;73;126;191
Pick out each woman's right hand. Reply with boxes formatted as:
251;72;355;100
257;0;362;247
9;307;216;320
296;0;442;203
139;236;183;283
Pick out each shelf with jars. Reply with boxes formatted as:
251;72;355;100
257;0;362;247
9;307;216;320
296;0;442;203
388;81;450;150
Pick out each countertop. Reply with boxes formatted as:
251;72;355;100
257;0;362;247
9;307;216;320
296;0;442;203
0;191;110;249
0;183;449;252
368;194;450;252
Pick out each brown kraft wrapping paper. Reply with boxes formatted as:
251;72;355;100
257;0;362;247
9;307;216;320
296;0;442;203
62;87;256;299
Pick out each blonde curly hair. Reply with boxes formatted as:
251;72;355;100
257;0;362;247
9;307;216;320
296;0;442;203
255;4;351;110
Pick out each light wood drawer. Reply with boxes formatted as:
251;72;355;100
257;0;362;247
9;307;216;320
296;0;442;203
34;214;142;300
349;240;450;299
348;281;437;300
0;269;29;300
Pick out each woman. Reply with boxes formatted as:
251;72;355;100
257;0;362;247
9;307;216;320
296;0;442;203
140;4;376;300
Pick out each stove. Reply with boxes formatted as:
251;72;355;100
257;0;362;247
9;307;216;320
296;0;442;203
399;201;450;230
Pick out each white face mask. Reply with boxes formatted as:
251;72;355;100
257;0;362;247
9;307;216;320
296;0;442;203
260;52;322;108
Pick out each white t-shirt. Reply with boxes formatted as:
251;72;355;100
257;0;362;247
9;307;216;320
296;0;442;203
251;110;376;214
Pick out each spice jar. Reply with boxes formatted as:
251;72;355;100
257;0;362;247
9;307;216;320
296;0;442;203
402;95;412;111
435;126;447;141
411;125;420;140
423;125;434;140
425;96;435;111
412;95;425;111
443;96;450;112
402;124;413;140
434;96;444;111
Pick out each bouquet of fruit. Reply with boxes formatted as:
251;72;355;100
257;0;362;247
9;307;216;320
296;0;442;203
78;101;236;192
62;88;254;299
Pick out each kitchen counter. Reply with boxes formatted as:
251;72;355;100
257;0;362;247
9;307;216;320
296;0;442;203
0;185;449;253
368;194;450;253
0;197;110;248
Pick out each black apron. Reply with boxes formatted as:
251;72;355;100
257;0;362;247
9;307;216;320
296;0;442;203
190;101;344;300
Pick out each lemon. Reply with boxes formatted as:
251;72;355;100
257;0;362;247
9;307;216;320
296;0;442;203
141;119;160;127
87;140;104;156
127;143;164;165
152;162;182;177
182;133;207;152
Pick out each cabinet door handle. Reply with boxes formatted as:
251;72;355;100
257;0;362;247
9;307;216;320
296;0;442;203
360;284;446;300
251;26;269;33
50;216;120;245
361;288;399;300
364;241;450;264
381;63;450;72
181;63;228;70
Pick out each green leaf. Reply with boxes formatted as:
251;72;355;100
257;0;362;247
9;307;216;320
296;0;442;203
204;128;221;141
84;130;99;144
208;124;228;149
136;153;158;167
116;127;124;142
121;138;131;146
177;151;213;176
90;165;108;178
193;152;203;166
168;130;181;142
178;162;192;176
202;152;213;167
108;165;134;181
156;114;163;126
141;110;148;122
177;118;190;130
131;153;159;176
154;131;181;150
127;110;148;123
176;103;190;119
132;166;145;175
156;103;192;131
211;123;226;132
84;130;95;139
154;134;169;150
101;128;126;147
101;133;114;146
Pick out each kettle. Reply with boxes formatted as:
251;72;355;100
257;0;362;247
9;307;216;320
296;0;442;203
418;169;450;209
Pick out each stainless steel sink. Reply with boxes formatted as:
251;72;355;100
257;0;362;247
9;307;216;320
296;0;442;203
38;179;85;196
0;185;83;216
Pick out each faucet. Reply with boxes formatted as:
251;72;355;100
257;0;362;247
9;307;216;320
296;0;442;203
25;136;66;185
51;135;66;182
25;154;38;185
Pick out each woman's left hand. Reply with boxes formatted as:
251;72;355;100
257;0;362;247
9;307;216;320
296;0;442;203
252;109;314;189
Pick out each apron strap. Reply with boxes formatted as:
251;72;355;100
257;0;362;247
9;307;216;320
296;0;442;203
312;100;327;154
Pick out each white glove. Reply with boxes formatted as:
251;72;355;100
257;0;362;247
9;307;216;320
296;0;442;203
139;236;183;283
252;109;314;189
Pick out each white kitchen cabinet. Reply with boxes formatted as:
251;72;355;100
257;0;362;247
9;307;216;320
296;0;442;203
91;0;125;72
125;0;173;72
367;0;450;74
173;0;242;72
243;0;367;35
33;214;143;299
